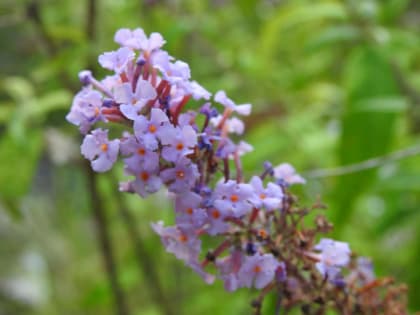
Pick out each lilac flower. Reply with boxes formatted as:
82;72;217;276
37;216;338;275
114;79;157;120
177;111;197;128
314;238;351;281
249;176;283;211
355;257;375;283
120;134;160;171
98;47;135;73
273;163;306;185
160;157;199;193
214;90;251;116
133;108;171;149
237;253;280;289
213;180;257;217
81;129;119;172
124;158;162;197
216;250;245;292
215;138;236;158
156;60;191;85
204;206;230;235
188;81;211;100
174;192;207;228
151;221;201;262
161;125;197;162
346;257;375;285
66;89;104;134
114;28;145;49
211;115;245;135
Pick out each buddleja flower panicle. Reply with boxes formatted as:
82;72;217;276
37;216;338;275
67;27;409;314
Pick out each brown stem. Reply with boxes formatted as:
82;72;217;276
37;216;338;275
110;174;176;315
85;162;130;315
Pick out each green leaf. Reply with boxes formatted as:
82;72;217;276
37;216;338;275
0;131;43;216
332;46;402;231
259;2;347;60
305;25;361;52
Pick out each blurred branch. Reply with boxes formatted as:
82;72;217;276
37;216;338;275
85;163;131;315
25;0;58;56
86;0;97;41
110;173;176;315
304;144;420;178
391;61;420;134
25;0;77;91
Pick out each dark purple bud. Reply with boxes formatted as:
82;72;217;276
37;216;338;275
332;276;346;288
263;161;274;175
275;262;287;282
136;58;146;66
102;99;114;107
200;103;218;118
276;178;290;188
246;242;257;255
78;70;93;86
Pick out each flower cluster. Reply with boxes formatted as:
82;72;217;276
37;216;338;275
68;28;409;313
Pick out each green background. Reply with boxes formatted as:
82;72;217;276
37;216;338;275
0;0;419;314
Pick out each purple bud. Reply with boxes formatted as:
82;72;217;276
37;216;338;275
79;70;93;85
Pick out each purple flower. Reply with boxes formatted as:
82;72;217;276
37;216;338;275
66;89;104;134
156;60;191;85
114;79;157;120
273;163;306;185
160;157;199;193
98;47;135;73
216;250;245;292
346;257;375;286
214;90;251;116
174;191;207;228
120;134;159;171
314;238;351;281
249;176;283;211
211;115;245;135
161;125;197;162
151;221;201;262
124;154;162;197
237;253;280;289
177;111;198;128
213;180;257;217
115;28;166;52
81;129;119;172
204;206;230;235
188;81;211;100
114;28;143;49
133;108;171;149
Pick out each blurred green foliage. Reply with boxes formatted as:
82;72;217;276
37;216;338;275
0;0;419;314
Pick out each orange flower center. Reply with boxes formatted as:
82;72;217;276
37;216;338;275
100;143;108;152
176;143;184;151
186;208;193;215
259;193;266;200
179;234;188;243
211;209;221;219
140;172;149;181
176;171;185;179
137;148;146;155
258;229;268;239
230;194;239;202
148;124;157;133
94;107;100;116
253;265;262;273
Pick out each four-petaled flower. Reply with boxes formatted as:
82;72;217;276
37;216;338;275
81;128;119;172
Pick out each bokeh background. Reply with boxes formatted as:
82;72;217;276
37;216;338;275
0;0;419;314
